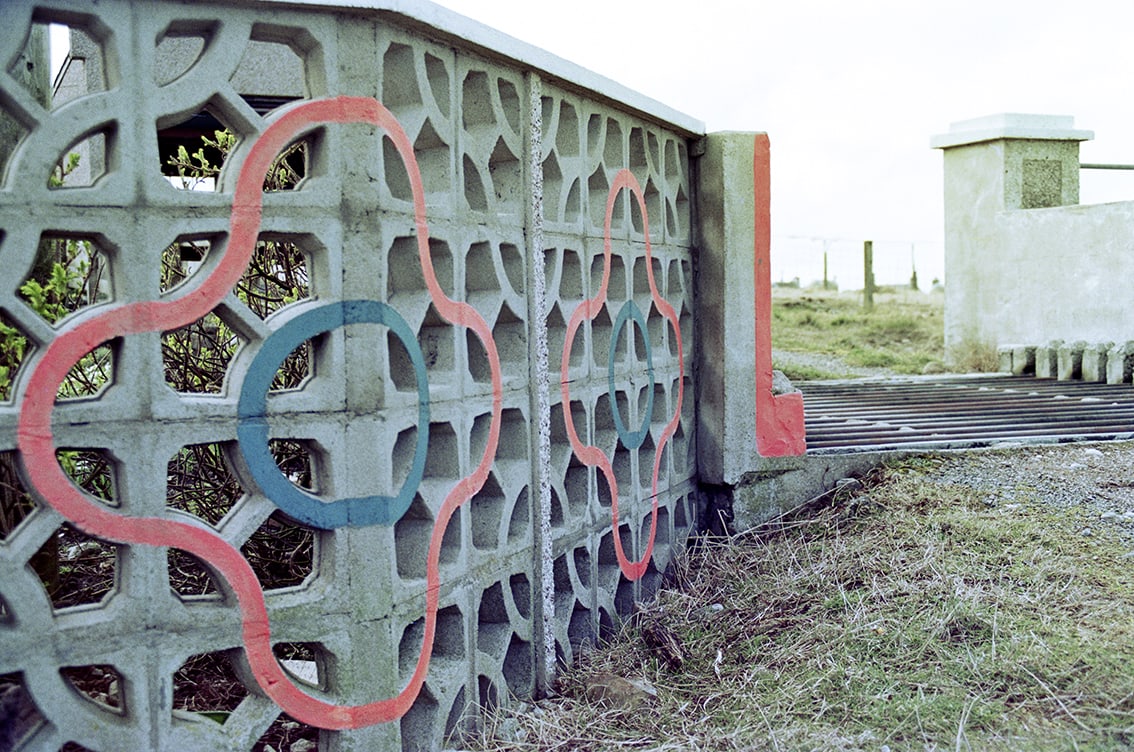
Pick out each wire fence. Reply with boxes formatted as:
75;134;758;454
771;236;945;292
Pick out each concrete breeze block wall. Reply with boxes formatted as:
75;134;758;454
0;1;710;749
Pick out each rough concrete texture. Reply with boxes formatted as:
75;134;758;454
694;133;761;485
1107;342;1134;384
1057;341;1087;381
693;133;806;486
0;1;706;749
730;452;908;532
931;114;1134;358
998;347;1015;374
1081;343;1112;383
998;344;1036;376
1001;340;1120;383
1036;341;1062;378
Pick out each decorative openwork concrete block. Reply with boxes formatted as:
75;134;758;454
0;1;699;749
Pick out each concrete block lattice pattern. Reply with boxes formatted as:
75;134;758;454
0;1;699;749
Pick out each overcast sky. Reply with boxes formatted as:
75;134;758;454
432;0;1134;287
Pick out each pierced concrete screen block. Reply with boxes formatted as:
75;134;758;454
542;82;697;659
0;1;698;749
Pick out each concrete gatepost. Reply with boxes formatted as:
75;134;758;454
695;132;807;529
695;132;763;487
694;132;807;483
931;115;1093;361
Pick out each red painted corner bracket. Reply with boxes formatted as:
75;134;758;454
753;134;806;456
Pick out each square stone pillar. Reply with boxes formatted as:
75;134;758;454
695;132;805;486
931;114;1092;360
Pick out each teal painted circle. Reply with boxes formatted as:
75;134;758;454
237;300;429;529
608;300;655;450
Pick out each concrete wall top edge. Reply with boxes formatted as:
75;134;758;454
997;197;1134;219
931;129;1094;149
247;0;707;137
931;112;1093;149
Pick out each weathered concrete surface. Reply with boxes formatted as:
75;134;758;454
998;344;1037;376
1107;342;1134;384
0;1;706;749
730;452;908;531
1081;343;1111;383
694;133;806;487
1057;341;1087;381
1036;341;1062;378
994;204;1134;345
929;114;1134;359
694;132;761;485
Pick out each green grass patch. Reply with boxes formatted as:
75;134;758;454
773;288;945;376
776;363;853;381
472;457;1134;751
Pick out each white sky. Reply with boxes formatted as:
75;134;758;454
51;3;1134;287
432;0;1134;288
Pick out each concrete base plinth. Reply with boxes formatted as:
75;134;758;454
728;452;909;532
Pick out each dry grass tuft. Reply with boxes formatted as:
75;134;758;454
948;336;1001;373
467;458;1134;751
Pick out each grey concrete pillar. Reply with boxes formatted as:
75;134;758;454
1081;342;1111;383
695;132;805;487
695;132;760;485
931;114;1092;362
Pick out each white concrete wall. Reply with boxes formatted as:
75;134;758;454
995;200;1134;344
931;114;1134;360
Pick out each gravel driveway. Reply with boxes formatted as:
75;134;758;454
905;441;1134;549
772;348;903;379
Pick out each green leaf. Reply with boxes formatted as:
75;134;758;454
19;279;47;312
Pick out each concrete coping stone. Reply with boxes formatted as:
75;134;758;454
931;113;1093;149
249;0;706;137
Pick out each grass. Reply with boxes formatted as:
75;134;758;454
772;286;946;380
469;458;1134;751
949;336;1001;373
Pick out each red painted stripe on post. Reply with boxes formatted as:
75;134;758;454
753;134;807;456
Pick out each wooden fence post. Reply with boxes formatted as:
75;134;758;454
863;239;875;311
